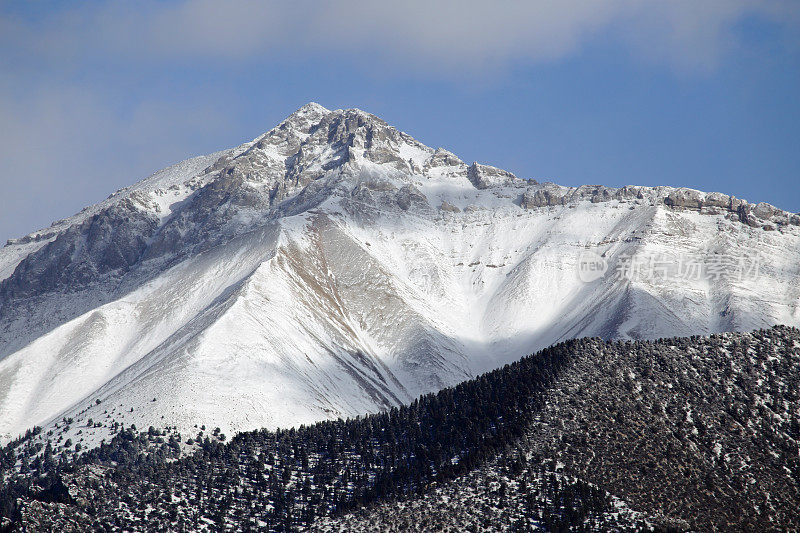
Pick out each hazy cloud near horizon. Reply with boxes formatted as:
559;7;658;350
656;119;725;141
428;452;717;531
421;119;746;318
0;0;799;242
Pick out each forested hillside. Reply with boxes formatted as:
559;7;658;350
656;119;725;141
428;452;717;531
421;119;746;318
319;326;800;531
2;326;798;531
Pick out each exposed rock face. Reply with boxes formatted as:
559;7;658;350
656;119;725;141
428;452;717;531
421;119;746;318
425;148;463;169
515;182;792;232
704;191;731;209
664;188;704;209
753;202;777;219
521;187;565;208
658;188;793;230
521;184;632;208
439;201;461;213
395;184;429;211
467;162;520;189
0;201;158;303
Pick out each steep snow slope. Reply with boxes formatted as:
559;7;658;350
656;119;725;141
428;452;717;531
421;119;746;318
1;103;799;446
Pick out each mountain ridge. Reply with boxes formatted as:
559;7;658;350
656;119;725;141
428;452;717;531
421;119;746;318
4;102;798;254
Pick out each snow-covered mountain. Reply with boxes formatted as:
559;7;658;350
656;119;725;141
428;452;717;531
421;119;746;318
1;102;799;446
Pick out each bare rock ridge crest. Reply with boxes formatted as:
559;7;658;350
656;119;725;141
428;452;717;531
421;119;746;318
0;102;799;447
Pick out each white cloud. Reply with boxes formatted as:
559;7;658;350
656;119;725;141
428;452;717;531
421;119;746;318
2;1;798;73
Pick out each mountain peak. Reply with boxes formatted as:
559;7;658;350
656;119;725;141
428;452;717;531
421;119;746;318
1;102;800;455
289;101;330;119
273;102;332;136
281;103;390;137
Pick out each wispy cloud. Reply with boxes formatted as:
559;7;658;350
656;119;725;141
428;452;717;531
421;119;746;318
3;1;799;73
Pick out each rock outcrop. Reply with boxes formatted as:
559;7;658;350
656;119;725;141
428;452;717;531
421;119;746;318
467;162;521;189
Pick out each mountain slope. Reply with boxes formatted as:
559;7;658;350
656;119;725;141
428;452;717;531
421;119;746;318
318;326;800;532
1;103;799;445
3;327;798;531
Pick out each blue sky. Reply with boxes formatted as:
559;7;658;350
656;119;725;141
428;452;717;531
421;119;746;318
1;1;799;243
